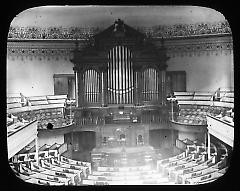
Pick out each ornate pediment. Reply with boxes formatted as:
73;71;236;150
93;19;145;44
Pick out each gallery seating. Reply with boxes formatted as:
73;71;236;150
185;166;228;184
173;91;234;126
7;94;73;129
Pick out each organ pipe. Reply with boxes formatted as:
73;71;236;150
143;68;159;102
83;69;100;103
107;46;134;104
106;46;164;105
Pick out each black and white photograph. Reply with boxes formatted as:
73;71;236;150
6;5;234;186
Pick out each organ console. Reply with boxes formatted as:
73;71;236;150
71;19;169;126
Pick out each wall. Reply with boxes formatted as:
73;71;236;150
149;129;175;148
7;51;233;97
7;56;74;96
166;51;234;92
178;131;205;143
37;129;65;147
7;36;233;97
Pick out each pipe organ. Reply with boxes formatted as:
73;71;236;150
108;46;134;104
71;19;169;126
83;69;100;103
143;68;159;102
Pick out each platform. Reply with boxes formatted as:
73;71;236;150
91;145;159;169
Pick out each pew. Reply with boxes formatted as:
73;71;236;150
50;158;89;178
60;155;92;174
30;161;75;185
40;159;83;183
18;163;66;185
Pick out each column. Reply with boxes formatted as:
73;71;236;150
161;71;166;105
98;71;102;105
133;69;137;105
207;131;211;160
78;71;84;107
75;71;79;107
35;137;39;165
138;70;143;105
134;65;143;105
103;68;108;106
71;132;74;152
101;72;105;106
158;70;162;105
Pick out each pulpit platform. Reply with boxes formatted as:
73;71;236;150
91;145;159;169
90;124;161;169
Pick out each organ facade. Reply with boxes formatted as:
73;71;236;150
71;19;169;127
7;7;234;185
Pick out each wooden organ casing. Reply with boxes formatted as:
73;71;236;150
71;19;169;126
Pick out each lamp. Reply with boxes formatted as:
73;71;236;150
167;96;177;121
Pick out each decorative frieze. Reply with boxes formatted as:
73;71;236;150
7;37;233;60
7;47;73;61
137;20;231;38
8;21;231;40
165;40;233;57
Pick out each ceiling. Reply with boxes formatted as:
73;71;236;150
10;6;226;29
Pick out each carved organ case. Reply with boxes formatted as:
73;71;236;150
71;19;169;125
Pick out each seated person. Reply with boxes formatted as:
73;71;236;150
20;93;28;106
7;113;18;123
222;115;234;124
7;114;14;126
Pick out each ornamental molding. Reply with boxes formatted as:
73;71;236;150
7;34;233;60
8;21;231;40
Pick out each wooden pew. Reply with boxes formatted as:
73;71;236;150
163;154;195;176
40;159;83;183
30;161;79;185
157;152;186;172
177;157;217;184
60;155;92;174
18;163;66;185
50;158;89;178
185;167;227;184
24;176;65;186
168;155;205;182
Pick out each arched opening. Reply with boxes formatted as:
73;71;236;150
120;134;126;140
137;134;143;145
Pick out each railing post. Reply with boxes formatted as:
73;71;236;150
35;137;39;165
207;131;211;160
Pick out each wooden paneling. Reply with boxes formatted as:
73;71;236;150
166;71;186;95
54;77;68;95
206;115;234;147
7;121;38;159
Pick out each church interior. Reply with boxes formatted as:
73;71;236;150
7;6;234;185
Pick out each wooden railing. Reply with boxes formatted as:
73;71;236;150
206;115;234;147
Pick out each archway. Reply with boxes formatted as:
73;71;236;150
137;134;143;145
120;134;126;140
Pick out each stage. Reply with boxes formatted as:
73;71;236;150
91;145;160;169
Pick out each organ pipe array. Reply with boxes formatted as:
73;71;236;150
80;46;165;105
142;68;159;102
83;70;100;103
107;46;134;104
